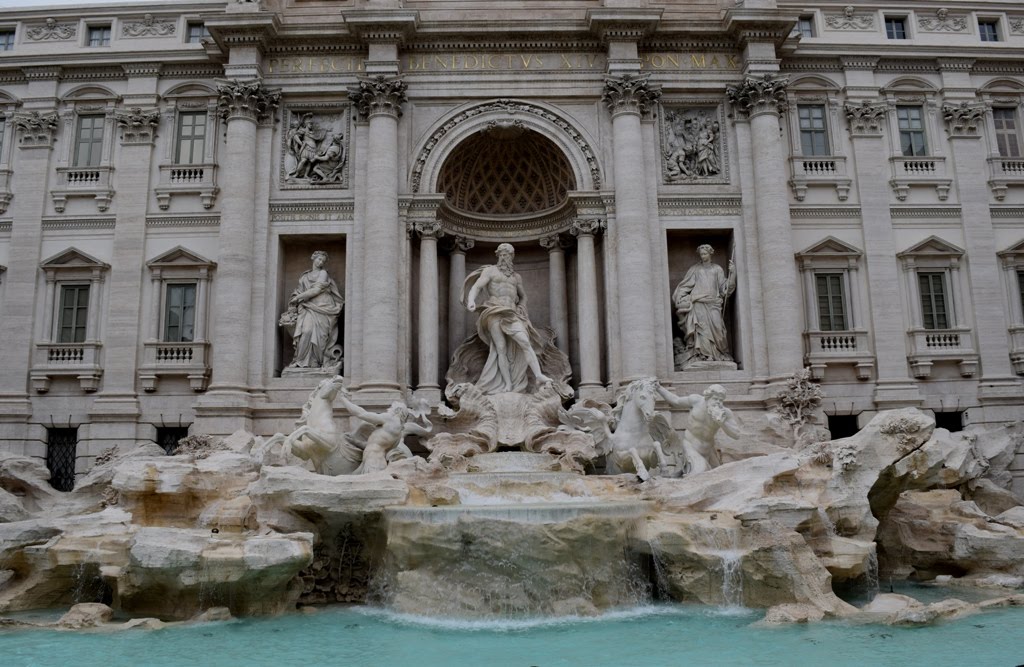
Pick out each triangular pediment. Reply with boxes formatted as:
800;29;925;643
40;247;110;270
997;239;1024;257
897;235;964;258
795;236;863;259
146;246;215;269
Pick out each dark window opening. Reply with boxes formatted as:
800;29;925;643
885;17;907;40
827;414;860;439
46;427;78;492
934;411;964;433
157;427;190;454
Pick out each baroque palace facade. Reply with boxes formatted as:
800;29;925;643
0;0;1022;486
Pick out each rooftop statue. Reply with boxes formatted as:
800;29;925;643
279;250;344;375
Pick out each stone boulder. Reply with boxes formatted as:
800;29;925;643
57;602;114;629
0;487;29;523
114;527;313;620
0;452;60;515
877;489;1024;580
755;602;826;625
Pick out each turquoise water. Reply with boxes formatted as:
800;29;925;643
2;603;1024;667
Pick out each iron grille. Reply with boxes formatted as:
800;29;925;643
46;428;78;492
157;427;190;455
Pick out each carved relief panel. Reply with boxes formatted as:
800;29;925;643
280;106;350;189
659;105;728;185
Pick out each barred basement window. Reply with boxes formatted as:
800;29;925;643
934;411;964;433
827;414;860;439
46;428;78;492
156;427;190;454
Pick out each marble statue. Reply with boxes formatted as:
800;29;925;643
268;376;428;475
279;251;344;375
462;243;553;394
672;244;736;369
655;382;742;474
563;377;685;481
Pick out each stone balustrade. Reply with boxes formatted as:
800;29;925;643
804;329;874;380
889;156;951;201
138;340;211;392
51;165;114;212
30;341;103;393
788;154;851;201
155;163;219;210
987;157;1024;201
907;327;978;378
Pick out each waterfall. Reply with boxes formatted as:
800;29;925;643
817;507;838;538
864;549;880;601
717;550;744;608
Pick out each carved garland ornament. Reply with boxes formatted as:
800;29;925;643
13;111;59;145
942;101;988;136
918;9;967;32
217;79;280;123
844;100;890;135
726;74;789;116
26;18;76;41
348;75;407;120
601;74;662;116
122;14;176;38
1011;17;1024;35
410;100;603;193
824;6;874;30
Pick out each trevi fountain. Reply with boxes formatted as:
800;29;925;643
2;242;1024;665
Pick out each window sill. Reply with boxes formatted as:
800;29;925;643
30;341;103;392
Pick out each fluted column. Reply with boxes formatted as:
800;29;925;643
350;75;407;396
413;220;442;398
602;74;661;381
540;234;569;354
727;75;803;378
207;80;279;397
571;219;606;395
447;236;474;356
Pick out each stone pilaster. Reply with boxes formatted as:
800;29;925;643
726;74;804;379
570;219;606;396
412;219;442;401
196;79;279;434
942;101;1023;416
843;99;922;407
602;73;660;381
447;236;474;358
540;234;570;354
349;75;407;398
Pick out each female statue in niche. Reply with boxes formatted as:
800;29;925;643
672;243;736;368
279;250;344;374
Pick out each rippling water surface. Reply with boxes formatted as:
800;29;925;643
2;603;1023;667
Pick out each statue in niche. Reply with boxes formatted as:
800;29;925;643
655;382;743;474
279;251;344;376
663;109;721;182
263;376;428;475
672;244;736;370
453;243;571;397
285;112;347;185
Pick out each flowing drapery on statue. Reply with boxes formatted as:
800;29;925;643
672;244;736;368
279;250;344;374
446;244;572;399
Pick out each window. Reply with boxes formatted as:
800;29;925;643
797;16;815;39
897;106;928;156
934;411;964;433
88;25;111;47
156;427;190;454
175;111;207;165
815;273;847;331
73;115;104;167
0;30;14;51
58;284;90;343
46;428;78;492
164;283;196;342
993;108;1021;158
827;414;860;439
918;272;950;330
798;105;830;156
978;19;1000;42
186;22;209;44
885;17;907;39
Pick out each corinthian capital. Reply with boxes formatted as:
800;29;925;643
114;107;161;144
602;74;661;117
349;75;408;120
12;110;59;147
409;219;443;239
843;100;890;135
217;79;281;123
726;74;789;117
570;219;607;237
942;101;988;137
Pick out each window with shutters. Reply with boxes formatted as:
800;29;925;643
57;284;90;343
164;283;197;343
897;106;928;157
175;111;207;165
993;108;1021;158
798;105;830;157
815;273;847;331
918;272;950;330
73;114;104;168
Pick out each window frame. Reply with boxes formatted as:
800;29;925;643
896;105;928;157
0;28;16;51
57;283;91;343
145;246;216;345
796;15;816;39
897;236;967;333
163;282;198;343
916;271;951;331
884;16;908;40
185;22;209;44
991;106;1022;158
86;24;112;47
72;113;105;168
977;18;1001;42
814;272;849;332
38;248;110;346
797;104;831;157
174;109;208;165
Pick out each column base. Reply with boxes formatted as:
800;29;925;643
354;382;405;406
413;386;441;406
193;388;255;436
578;383;609;402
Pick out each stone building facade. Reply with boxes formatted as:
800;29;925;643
0;0;1022;484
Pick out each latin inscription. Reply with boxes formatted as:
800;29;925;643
267;53;740;75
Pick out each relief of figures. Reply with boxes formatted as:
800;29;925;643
283;110;348;186
662;108;722;183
